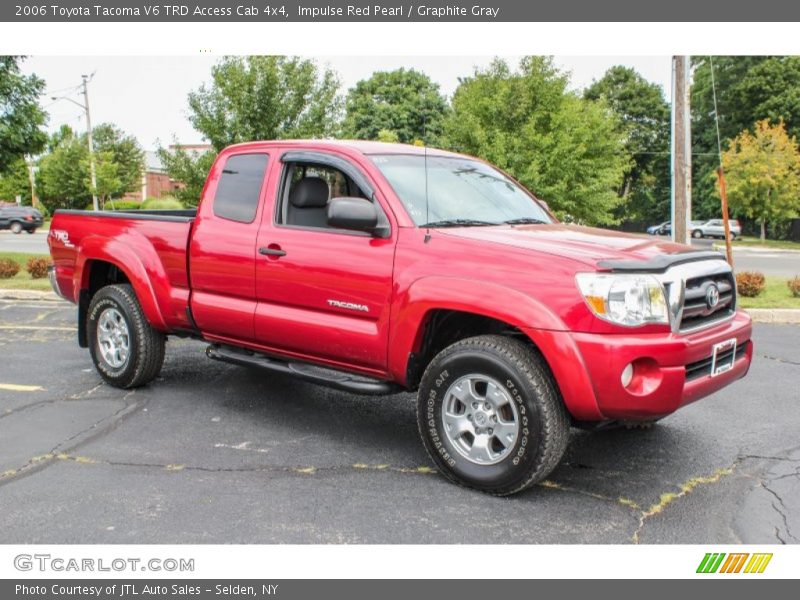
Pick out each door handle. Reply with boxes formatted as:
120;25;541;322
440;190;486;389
259;245;286;257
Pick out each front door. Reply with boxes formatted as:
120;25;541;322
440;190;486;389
253;152;396;374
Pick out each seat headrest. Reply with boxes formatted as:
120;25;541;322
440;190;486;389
289;177;329;208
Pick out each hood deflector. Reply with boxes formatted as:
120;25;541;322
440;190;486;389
597;250;728;273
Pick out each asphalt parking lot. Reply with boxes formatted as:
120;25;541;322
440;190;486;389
0;297;798;544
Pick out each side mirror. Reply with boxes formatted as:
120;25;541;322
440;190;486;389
328;197;386;237
538;199;550;212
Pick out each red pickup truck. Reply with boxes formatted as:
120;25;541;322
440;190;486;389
48;140;753;495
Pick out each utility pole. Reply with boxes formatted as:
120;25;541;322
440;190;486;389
671;56;692;245
82;74;99;211
25;155;38;209
52;73;98;210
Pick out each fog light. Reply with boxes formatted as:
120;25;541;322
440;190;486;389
621;363;634;388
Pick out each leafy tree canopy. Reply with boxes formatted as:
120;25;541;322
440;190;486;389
187;56;342;151
343;68;449;144
443;57;630;225
721;119;800;240
692;56;800;218
585;66;671;223
0;56;48;173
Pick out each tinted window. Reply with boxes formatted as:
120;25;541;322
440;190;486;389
213;154;269;223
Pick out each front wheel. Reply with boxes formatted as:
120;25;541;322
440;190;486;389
87;284;165;389
416;335;570;496
10;222;22;234
692;229;704;239
25;228;36;234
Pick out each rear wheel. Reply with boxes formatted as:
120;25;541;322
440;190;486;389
416;335;570;496
25;228;36;234
10;222;22;234
87;284;165;388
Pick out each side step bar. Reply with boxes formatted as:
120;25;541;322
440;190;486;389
205;344;401;396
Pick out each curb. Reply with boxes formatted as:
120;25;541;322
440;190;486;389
0;289;798;323
743;308;800;324
0;289;60;301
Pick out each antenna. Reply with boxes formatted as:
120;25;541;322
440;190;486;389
423;106;431;243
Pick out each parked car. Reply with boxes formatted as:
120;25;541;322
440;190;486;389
48;140;752;495
0;205;43;234
646;221;670;235
691;219;742;239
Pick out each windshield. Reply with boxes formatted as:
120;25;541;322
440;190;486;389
370;154;553;227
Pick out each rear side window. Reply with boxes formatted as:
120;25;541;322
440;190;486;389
213;153;269;223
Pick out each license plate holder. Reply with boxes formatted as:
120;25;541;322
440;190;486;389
710;338;737;377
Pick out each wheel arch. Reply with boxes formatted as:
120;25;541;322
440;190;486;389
389;277;567;390
74;237;169;346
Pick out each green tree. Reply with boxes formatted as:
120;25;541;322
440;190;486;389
92;123;145;197
0;157;31;203
156;145;216;206
37;130;91;211
343;68;448;144
0;56;48;173
443;57;630;225
721;120;800;240
187;56;342;151
585;66;670;223
87;150;122;209
691;56;800;219
160;56;341;197
36;123;144;211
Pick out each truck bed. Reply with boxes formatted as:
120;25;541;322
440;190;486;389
49;209;196;332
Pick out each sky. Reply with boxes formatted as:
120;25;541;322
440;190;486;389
21;56;672;151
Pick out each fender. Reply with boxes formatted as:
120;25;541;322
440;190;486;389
388;275;567;381
387;276;603;420
74;234;169;331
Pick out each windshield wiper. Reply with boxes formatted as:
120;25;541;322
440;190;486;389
421;219;497;228
501;217;549;225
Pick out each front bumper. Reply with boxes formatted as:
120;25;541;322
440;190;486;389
528;311;753;421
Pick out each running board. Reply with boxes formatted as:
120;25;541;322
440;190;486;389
205;345;401;395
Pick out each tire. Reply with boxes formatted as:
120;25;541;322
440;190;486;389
25;228;36;234
87;284;165;389
10;221;22;234
692;229;703;239
416;334;570;496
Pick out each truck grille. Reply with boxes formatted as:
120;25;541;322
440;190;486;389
678;271;736;332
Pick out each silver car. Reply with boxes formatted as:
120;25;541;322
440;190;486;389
691;219;742;240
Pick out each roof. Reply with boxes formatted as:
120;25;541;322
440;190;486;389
225;139;468;158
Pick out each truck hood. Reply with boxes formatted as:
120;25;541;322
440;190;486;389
439;223;698;268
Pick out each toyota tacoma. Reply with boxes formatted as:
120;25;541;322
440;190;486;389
48;140;753;495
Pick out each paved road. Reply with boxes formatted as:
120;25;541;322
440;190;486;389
3;230;798;276
0;298;797;543
0;230;49;254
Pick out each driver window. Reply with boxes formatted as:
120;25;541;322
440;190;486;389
278;162;368;229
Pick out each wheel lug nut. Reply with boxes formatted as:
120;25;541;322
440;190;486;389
488;428;494;435
467;413;473;420
484;403;491;410
472;402;479;409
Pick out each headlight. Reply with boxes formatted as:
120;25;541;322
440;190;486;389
575;273;669;327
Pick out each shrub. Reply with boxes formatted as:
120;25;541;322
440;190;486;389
141;197;184;210
105;200;141;211
26;257;51;279
788;276;800;298
0;258;21;279
736;271;766;297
